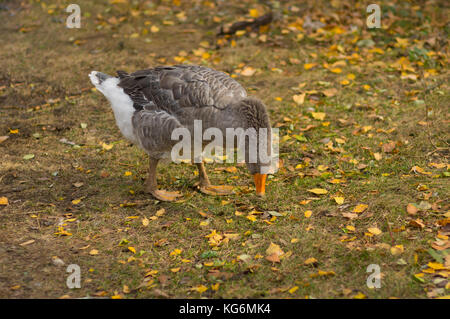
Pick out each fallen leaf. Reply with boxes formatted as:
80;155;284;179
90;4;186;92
382;141;396;153
266;242;284;257
266;253;280;263
23;154;35;160
20;240;35;246
304;63;317;70
307;188;328;195
368;227;382;235
89;249;99;255
101;143;114;150
406;203;418;215
293;93;306;105
353;204;368;213
311;112;326;121
191;285;208;293
390;245;404;255
0;197;8;206
304;257;318;265
241;67;256;77
322;88;338;97
288;286;299;294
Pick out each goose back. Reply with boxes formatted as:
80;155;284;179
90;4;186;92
117;65;247;113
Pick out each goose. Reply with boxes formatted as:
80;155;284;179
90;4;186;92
89;65;275;201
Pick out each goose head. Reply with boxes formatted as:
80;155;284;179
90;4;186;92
235;97;277;196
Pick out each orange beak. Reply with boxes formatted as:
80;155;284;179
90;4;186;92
253;173;267;196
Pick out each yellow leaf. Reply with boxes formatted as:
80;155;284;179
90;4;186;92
241;67;256;77
191;285;208;293
330;68;342;74
310;269;336;277
0;197;8;206
128;246;136;254
249;8;259;18
304;257;318;265
150;25;159;33
144;270;158;277
288;286;299;294
170;267;180;272
353;292;367;299
390;245;404;255
291;238;299;243
304;63;317;70
347;73;356;80
89;249;99;255
304;210;312;218
124;171;132;176
307;188;328;195
293;93;306;105
346;225;355;232
156;208;166;216
101;142;114;150
368;227;382;235
71;199;81;205
211;283;220;291
170;248;182;256
373;152;382;161
353;204;368;213
9;129;19;134
199;220;210;227
311;112;326;121
266;242;284;257
142;217;149;226
334;197;344;204
427;262;445;270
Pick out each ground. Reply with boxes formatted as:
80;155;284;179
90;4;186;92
0;0;449;299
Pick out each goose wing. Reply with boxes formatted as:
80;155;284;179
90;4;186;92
132;110;183;156
117;65;247;112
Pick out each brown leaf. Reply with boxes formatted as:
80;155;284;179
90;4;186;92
322;88;338;97
406;203;418;215
409;219;425;229
266;253;280;263
382;141;396;153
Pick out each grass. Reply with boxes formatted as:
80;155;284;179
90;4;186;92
0;0;449;299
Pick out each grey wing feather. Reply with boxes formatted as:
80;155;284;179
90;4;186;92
132;110;183;157
118;65;247;113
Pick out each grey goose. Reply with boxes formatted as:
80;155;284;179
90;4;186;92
89;65;275;201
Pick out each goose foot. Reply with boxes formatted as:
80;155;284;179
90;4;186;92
199;185;234;196
150;189;183;202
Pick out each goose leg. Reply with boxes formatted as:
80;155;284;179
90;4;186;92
146;157;182;201
196;162;234;195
